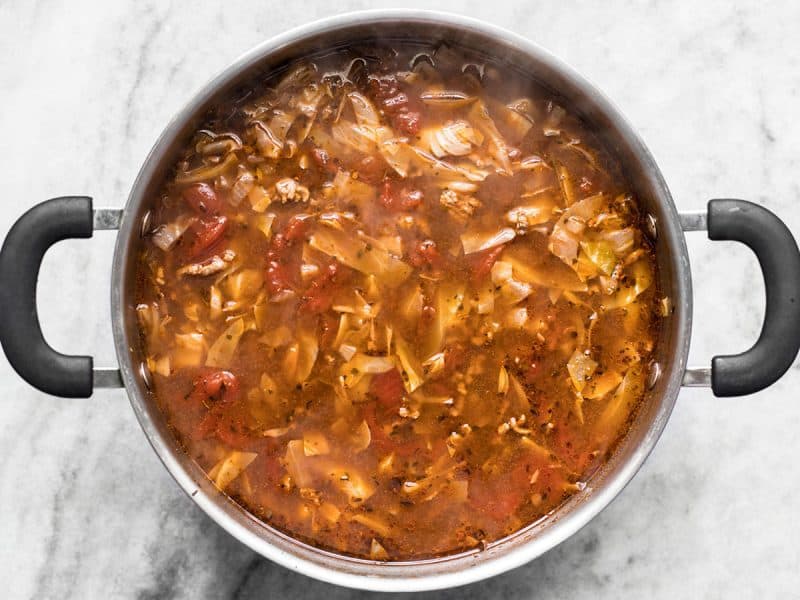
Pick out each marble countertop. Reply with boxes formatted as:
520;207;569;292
2;1;799;597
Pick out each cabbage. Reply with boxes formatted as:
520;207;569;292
460;227;516;255
173;332;206;369
208;285;222;321
230;171;255;206
422;280;466;356
498;365;509;395
598;227;635;255
175;153;237;184
500;278;533;305
595;368;643;439
284;439;312;488
604;259;653;308
375;128;415;177
567;350;598;392
206;318;245;367
254;111;296;158
580;241;617;276
150;214;195;251
506;203;553;231
309;226;411;287
340;353;395;388
491;260;532;305
395;335;425;393
505;306;529;329
318;502;341;524
468;100;512;174
303;432;330;456
422;352;445;378
331;121;377;154
136;302;164;345
351;420;371;452
209;451;257;491
370;538;389;560
293;320;319;384
583;370;623;399
477;284;494;314
347;92;381;127
425;120;483;158
223;269;263;302
548;194;606;265
253;213;275;239
333;469;375;504
248;185;272;212
146;355;171;377
351;513;390;537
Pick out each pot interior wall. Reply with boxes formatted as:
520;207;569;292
113;13;691;588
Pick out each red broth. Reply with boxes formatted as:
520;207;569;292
134;45;662;560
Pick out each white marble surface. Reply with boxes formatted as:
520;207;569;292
1;0;799;597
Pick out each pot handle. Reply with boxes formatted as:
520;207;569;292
682;199;800;396
0;197;123;397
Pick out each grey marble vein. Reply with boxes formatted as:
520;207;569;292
1;0;799;598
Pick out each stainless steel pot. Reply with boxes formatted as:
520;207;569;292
2;10;799;593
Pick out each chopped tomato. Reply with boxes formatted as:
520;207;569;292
311;147;339;175
370;368;405;411
469;454;539;520
362;403;391;450
284;214;312;243
393;110;421;136
467;244;506;283
301;262;341;314
382;92;409;114
408;239;443;269
182;183;222;216
265;261;292;295
265;233;295;295
249;452;284;487
318;312;339;348
470;482;524;519
189;215;227;258
380;180;423;212
443;343;467;376
367;75;399;102
186;369;240;406
356;155;387;184
216;414;257;450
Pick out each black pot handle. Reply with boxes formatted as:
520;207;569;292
0;197;95;397
705;199;800;396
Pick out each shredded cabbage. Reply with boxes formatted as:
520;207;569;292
309;226;411;286
209;451;257;491
460;227;516;255
567;350;598;392
395;335;425;393
206;318;245;367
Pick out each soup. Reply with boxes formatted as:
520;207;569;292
134;44;662;561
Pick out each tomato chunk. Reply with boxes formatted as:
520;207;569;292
408;239;443;269
189;215;227;258
301;262;341;314
284;214;312;243
467;244;506;283
370;368;405;410
393;110;421;136
182;183;222;215
187;369;240;406
380;180;423;212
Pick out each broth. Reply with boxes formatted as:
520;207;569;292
134;44;662;560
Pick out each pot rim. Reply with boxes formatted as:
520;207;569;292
111;9;692;592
